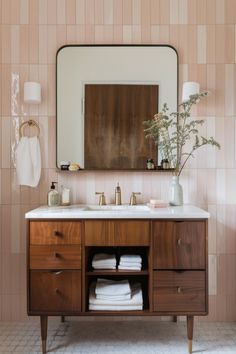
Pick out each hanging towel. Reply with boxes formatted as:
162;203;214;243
16;136;41;187
95;278;131;296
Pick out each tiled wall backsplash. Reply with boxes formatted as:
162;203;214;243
0;0;236;321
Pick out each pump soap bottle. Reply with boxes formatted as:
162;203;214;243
47;182;60;207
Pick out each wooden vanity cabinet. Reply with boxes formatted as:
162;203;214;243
27;218;208;354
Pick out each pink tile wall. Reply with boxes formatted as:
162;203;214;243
0;0;236;321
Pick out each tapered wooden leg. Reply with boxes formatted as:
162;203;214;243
40;315;48;354
61;316;65;323
173;316;177;322
187;315;194;354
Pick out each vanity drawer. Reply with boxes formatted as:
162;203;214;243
153;221;206;269
84;220;150;246
153;271;206;313
30;245;81;269
30;221;82;245
30;270;81;313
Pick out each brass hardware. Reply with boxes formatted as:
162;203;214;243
177;238;181;246
115;182;122;205
130;192;141;205
19;119;40;137
177;287;182;293
188;339;192;353
95;192;106;205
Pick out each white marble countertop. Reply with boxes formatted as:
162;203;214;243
25;204;210;219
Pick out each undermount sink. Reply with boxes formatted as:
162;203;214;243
85;204;150;212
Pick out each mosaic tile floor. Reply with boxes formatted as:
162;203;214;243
0;320;236;353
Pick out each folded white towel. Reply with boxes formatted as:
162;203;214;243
120;255;142;263
118;265;141;270
90;282;142;306
92;265;116;270
89;304;143;311
96;293;131;300
95;278;131;296
92;260;116;265
92;254;116;263
16;136;41;187
119;261;142;268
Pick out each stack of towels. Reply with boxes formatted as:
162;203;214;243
118;255;142;271
89;279;143;311
92;253;116;270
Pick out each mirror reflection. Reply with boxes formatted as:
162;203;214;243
56;45;178;170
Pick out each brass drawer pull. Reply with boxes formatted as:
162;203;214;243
177;287;182;293
177;238;181;246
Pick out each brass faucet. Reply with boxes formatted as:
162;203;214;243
95;192;106;205
130;192;141;205
115;182;122;205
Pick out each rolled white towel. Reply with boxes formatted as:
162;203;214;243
95;278;131;296
120;255;142;263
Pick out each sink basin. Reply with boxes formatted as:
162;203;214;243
86;204;150;212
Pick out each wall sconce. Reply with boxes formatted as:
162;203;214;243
182;81;200;102
24;81;41;104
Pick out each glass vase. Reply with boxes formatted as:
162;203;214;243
169;176;183;206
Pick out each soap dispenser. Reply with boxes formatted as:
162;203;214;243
47;182;60;207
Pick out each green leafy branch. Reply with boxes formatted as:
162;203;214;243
144;92;221;176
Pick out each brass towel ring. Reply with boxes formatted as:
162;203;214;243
19;119;40;138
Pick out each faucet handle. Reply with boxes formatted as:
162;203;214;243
130;192;141;205
95;192;106;205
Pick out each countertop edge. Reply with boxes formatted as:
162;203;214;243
25;205;210;220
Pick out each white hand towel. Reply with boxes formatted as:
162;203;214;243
90;282;142;306
118;265;141;270
95;278;131;296
92;253;116;263
89;304;143;311
96;293;131;301
120;255;142;263
92;265;116;270
16;136;41;187
92;259;116;265
119;261;142;268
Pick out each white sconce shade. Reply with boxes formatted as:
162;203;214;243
24;82;41;104
182;81;200;102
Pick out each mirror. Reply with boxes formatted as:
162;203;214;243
56;45;178;170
